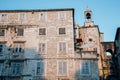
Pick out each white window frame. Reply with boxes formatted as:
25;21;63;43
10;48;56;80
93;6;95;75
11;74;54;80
11;62;22;75
36;60;46;76
13;42;24;54
17;28;24;36
39;28;46;36
57;41;67;54
59;27;66;35
19;13;26;21
1;14;7;21
39;12;47;20
58;12;66;20
57;60;68;76
80;60;90;75
39;42;46;54
57;27;66;36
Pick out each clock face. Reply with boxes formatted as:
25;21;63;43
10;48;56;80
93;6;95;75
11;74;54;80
86;13;91;19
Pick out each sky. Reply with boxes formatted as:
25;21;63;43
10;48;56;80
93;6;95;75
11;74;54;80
0;0;120;41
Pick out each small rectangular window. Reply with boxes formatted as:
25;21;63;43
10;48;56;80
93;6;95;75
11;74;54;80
13;43;24;54
1;14;7;21
59;42;66;53
17;28;24;36
58;61;67;75
37;61;44;75
0;29;5;36
39;28;46;35
40;12;46;20
59;28;66;35
39;43;46;54
59;12;66;20
19;13;25;21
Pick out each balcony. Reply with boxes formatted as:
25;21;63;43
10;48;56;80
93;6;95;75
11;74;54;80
10;53;25;60
0;54;6;60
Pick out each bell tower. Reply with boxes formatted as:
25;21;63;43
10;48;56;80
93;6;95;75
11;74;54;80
84;7;94;26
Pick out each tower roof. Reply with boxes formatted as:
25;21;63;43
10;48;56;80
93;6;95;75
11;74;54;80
85;7;91;12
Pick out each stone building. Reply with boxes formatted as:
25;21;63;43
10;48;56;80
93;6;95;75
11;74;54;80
114;27;120;79
0;8;100;80
75;7;102;80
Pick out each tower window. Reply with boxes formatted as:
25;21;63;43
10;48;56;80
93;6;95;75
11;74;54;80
86;13;91;19
89;38;93;42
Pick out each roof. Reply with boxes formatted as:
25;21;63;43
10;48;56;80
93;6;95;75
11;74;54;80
0;8;74;13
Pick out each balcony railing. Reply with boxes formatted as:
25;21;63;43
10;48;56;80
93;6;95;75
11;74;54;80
10;53;24;60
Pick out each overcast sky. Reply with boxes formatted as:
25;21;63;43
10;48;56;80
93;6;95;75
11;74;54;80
0;0;120;41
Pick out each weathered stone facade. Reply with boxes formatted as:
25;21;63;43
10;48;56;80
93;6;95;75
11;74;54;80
0;8;100;80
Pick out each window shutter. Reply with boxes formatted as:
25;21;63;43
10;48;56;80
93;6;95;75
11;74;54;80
59;62;62;74
59;28;66;34
63;62;67;74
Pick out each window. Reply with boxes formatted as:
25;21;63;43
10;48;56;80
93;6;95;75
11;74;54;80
17;28;24;36
19;13;25;21
59;28;66;35
58;61;67;75
40;12;46;20
1;14;7;21
89;38;93;42
11;62;22;75
39;28;46;35
39;43;46;54
59;12;66;20
13;43;24;53
81;61;90;75
0;44;5;54
0;29;5;36
59;42;66;53
36;61;44;75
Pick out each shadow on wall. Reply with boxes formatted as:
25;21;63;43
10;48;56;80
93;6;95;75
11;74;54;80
74;60;99;80
105;49;118;80
23;48;46;80
0;45;46;80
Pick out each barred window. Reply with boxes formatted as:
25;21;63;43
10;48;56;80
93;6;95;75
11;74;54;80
58;61;67;75
39;28;46;35
39;43;45;54
81;61;90;75
0;29;5;36
59;28;66;35
17;28;24;36
37;61;44;75
59;42;66;53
